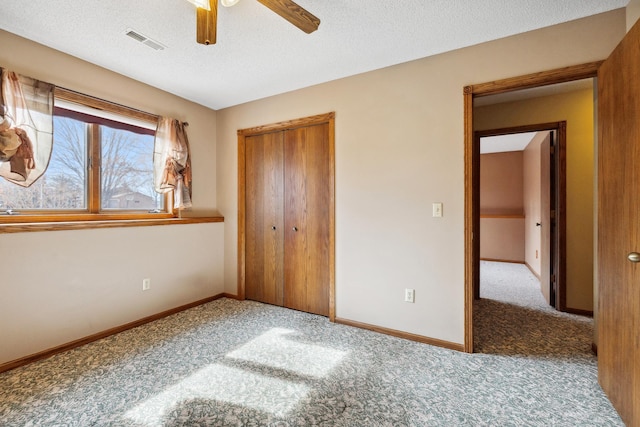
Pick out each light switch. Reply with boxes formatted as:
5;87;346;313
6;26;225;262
432;202;443;217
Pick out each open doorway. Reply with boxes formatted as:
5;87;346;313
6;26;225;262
475;124;566;311
463;64;599;353
472;125;577;355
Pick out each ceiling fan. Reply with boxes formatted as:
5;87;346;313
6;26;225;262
186;0;320;45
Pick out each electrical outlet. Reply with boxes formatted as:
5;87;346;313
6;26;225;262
142;278;151;291
404;288;415;303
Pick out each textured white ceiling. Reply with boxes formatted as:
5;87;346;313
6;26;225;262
480;132;539;154
0;0;628;110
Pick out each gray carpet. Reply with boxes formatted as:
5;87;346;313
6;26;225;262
0;262;623;426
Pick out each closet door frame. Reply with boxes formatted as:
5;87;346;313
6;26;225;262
237;112;336;321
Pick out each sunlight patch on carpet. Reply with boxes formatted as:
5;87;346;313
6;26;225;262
124;364;309;425
226;327;348;378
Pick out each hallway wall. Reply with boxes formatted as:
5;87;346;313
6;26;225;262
480;151;525;263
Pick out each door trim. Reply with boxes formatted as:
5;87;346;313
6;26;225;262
463;62;601;353
237;112;336;321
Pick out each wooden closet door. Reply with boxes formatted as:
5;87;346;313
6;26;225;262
284;123;331;316
245;132;285;306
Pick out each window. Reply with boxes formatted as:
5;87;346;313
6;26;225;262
0;89;172;220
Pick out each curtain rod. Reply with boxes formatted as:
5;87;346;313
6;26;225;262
54;86;189;126
1;67;188;126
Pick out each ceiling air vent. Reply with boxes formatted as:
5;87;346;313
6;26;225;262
124;29;166;51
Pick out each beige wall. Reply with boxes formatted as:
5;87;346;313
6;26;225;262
628;0;640;30
0;30;224;365
0;224;224;364
480;218;525;262
475;89;595;312
480;151;525;262
217;11;625;344
480;151;524;215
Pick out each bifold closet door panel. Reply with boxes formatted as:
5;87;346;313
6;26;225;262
245;132;285;306
284;123;331;316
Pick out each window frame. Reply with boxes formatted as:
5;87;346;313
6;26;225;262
0;87;175;223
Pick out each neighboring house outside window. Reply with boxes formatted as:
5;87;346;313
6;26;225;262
106;190;156;210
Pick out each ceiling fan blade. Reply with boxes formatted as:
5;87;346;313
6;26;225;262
257;0;320;34
197;0;218;45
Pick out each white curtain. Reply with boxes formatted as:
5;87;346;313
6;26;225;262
0;68;54;186
153;117;192;210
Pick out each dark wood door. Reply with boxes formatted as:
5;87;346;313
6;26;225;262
245;132;285;306
597;19;640;426
284;124;331;316
473;133;481;300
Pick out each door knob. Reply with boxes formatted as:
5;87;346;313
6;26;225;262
628;252;640;263
292;226;298;232
536;223;541;227
271;226;276;230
